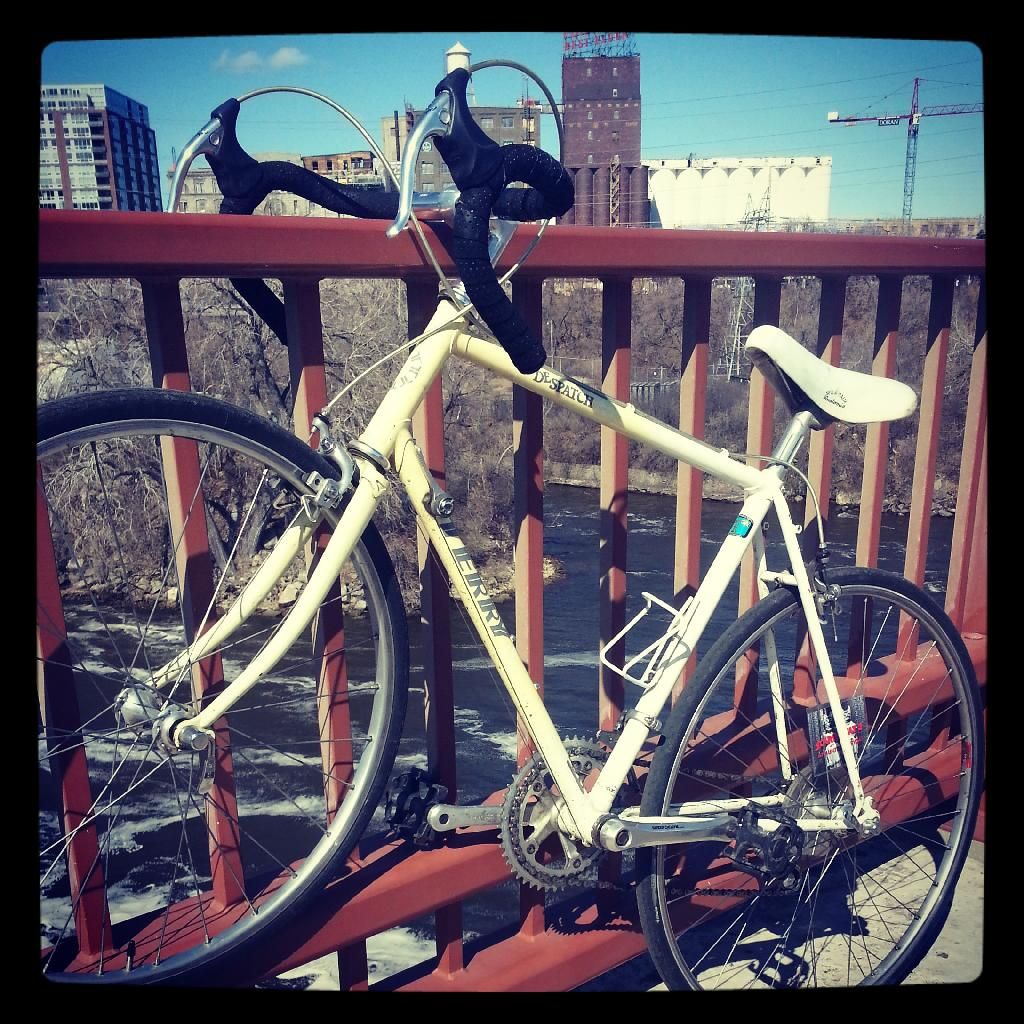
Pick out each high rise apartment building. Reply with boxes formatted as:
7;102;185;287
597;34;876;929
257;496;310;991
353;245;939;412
40;84;162;211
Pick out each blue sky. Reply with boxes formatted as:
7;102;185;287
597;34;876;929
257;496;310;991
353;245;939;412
40;33;985;220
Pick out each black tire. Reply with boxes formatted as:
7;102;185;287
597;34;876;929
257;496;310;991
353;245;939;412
636;567;983;989
37;388;409;984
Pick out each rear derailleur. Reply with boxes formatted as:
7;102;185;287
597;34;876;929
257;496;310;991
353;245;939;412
725;805;805;895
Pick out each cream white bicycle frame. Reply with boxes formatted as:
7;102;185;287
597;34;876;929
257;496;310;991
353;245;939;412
157;298;873;851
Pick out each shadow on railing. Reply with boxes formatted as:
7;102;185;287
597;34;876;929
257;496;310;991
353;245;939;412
38;210;986;990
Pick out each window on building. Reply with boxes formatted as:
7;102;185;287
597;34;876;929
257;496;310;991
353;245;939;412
502;115;514;128
481;115;494;129
613;110;619;119
312;160;319;170
327;159;333;171
586;67;592;77
587;130;593;140
421;161;434;176
587;110;593;120
587;154;593;165
612;89;618;98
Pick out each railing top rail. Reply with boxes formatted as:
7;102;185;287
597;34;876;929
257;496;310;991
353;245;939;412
39;209;985;281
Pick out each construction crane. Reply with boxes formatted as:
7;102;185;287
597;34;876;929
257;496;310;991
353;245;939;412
828;78;983;230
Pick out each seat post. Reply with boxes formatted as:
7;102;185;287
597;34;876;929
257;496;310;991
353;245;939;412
771;409;818;466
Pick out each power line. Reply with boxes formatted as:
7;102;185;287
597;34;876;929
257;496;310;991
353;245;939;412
639;59;980;108
641;120;980;154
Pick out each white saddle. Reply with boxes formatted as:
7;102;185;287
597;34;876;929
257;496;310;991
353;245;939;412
745;325;917;425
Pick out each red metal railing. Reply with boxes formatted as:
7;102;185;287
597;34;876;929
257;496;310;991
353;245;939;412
38;209;987;990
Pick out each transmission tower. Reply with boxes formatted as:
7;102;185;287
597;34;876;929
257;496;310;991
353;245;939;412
828;78;983;231
727;182;773;379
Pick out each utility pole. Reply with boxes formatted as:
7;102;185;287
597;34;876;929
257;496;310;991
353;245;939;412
828;78;982;232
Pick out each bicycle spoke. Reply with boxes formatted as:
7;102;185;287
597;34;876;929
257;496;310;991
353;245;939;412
642;575;980;990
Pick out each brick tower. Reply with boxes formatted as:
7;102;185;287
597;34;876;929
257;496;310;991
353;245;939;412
560;32;645;227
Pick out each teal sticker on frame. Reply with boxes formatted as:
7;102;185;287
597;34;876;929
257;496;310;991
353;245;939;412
730;515;754;537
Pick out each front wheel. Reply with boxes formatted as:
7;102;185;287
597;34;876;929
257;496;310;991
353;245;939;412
636;567;983;989
37;388;410;984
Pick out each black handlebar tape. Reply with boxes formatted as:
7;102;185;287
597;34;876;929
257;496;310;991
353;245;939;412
206;99;401;219
432;69;574;372
202;89;573;365
207;98;399;346
448;152;574;374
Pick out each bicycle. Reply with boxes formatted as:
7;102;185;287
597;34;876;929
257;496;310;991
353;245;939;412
37;58;984;989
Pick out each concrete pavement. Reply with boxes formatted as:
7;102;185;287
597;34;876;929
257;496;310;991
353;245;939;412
576;839;984;990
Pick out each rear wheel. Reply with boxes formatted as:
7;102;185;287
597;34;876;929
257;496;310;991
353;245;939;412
37;388;409;984
637;567;983;989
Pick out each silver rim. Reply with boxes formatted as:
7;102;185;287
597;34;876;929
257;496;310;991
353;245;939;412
652;580;978;989
38;412;399;981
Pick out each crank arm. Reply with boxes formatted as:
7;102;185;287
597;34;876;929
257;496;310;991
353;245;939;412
426;803;502;832
596;811;735;851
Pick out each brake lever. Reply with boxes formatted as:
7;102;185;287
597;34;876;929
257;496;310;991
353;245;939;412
166;116;226;214
386;90;454;239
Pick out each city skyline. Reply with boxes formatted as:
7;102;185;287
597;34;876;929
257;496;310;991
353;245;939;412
40;33;986;221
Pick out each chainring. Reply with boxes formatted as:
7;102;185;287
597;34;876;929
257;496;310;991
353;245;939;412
500;736;609;892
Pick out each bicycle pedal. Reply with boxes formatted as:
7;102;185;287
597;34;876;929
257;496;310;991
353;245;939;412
384;767;449;847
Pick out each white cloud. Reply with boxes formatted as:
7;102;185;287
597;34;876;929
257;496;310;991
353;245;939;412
214;46;310;74
268;46;310;69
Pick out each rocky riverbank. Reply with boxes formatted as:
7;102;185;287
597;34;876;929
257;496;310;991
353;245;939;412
544;461;959;517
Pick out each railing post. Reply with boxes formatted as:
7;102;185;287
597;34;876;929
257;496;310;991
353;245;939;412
597;275;632;910
37;465;112;959
856;275;903;567
407;278;464;980
735;276;781;716
962;427;987;637
738;276;781;616
900;275;954;653
946;277;987;632
140;277;244;911
598;277;631;732
803;276;847;546
282;277;373;989
673;275;711;701
511;276;546;937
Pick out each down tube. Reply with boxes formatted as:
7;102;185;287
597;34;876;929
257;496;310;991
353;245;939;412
391;426;591;839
